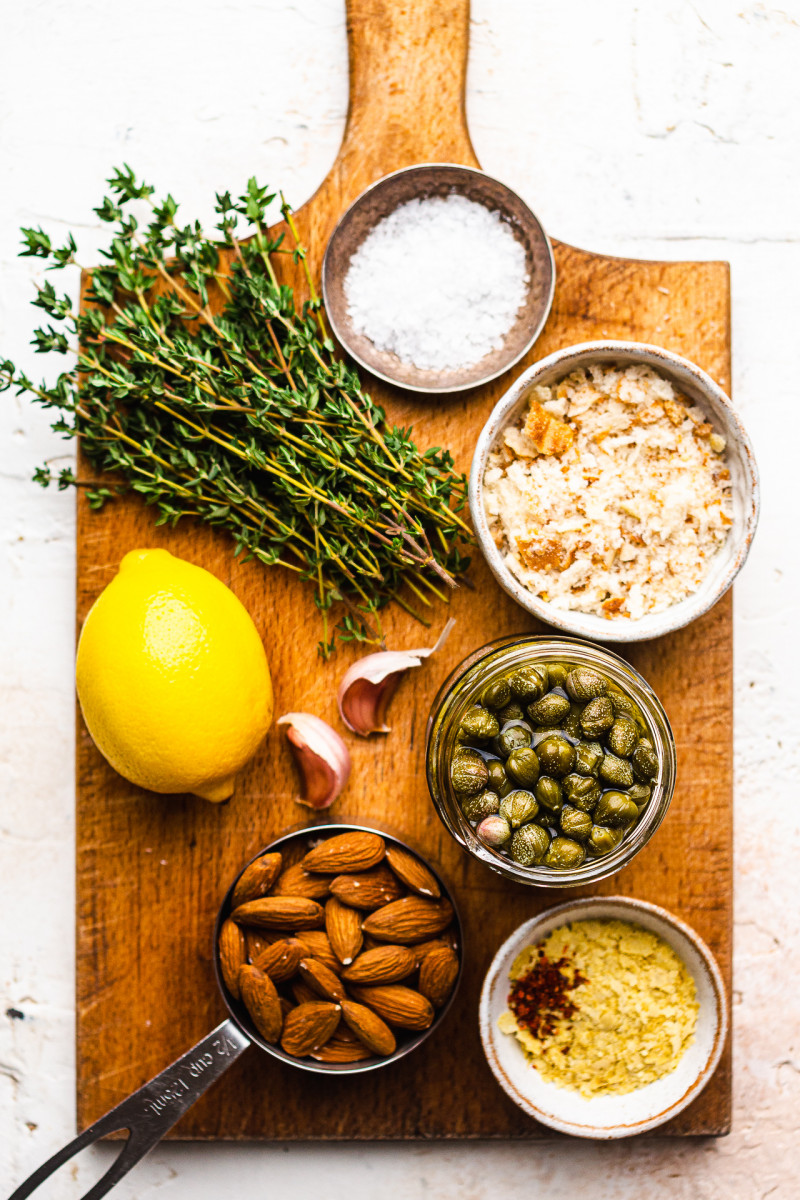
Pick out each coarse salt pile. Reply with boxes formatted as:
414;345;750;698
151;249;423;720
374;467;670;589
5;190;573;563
344;193;529;371
498;919;699;1097
483;363;733;620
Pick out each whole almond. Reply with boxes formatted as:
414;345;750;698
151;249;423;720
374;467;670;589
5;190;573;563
329;865;403;911
272;862;333;901
310;1036;372;1063
349;985;434;1031
245;929;282;961
385;845;440;898
294;930;340;974
340;1000;397;1056
418;945;459;1008
252;938;303;983
298;957;346;1002
239;964;283;1043
218;918;247;998
325;896;363;965
303;832;385;875
361;897;454;944
231;896;324;931
411;937;455;968
280;1001;341;1057
231;852;283;908
342;945;416;985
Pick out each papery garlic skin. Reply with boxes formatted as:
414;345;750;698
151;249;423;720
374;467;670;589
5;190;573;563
277;712;351;809
337;619;455;737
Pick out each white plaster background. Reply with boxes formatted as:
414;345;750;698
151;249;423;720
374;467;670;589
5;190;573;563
1;0;798;1195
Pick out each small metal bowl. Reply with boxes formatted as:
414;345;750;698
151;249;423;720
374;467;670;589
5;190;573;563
321;164;555;394
470;340;760;642
213;821;464;1074
479;896;728;1138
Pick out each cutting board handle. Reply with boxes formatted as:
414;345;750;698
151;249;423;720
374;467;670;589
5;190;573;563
336;0;479;175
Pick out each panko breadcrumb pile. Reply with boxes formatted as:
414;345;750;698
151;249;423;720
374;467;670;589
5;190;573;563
483;364;733;620
498;919;699;1097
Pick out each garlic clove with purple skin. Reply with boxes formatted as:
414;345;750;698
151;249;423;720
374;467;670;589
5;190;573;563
337;618;456;737
277;713;351;809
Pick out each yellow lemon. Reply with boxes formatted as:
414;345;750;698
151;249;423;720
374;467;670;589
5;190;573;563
76;548;272;802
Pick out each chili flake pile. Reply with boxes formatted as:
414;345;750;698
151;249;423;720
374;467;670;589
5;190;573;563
498;919;699;1097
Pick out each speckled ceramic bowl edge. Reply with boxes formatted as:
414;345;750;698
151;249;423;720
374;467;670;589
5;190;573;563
469;340;760;643
478;895;729;1138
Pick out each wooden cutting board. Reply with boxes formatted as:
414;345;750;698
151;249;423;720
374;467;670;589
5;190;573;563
76;0;732;1138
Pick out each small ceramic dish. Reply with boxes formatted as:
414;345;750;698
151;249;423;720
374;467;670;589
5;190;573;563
469;340;760;642
321;163;555;393
479;896;728;1138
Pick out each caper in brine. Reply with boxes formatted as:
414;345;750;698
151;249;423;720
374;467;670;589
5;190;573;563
482;678;512;711
574;740;603;777
632;742;659;781
599;753;634;788
547;664;569;690
588;824;625;856
497;701;525;722
499;789;539;829
487;759;513;798
508;665;548;702
476;814;512;848
565;667;608;702
535;776;563;813
608;715;639;757
459;706;500;742
460;789;500;823
562;773;601;812
560;805;593;842
506;746;540;788
594;791;639;828
579;696;614;738
527;692;571;726
510;822;550;866
609;690;644;724
450;748;489;795
536;734;576;778
563;709;582;740
544;836;586;869
494;723;532;758
627;782;651;810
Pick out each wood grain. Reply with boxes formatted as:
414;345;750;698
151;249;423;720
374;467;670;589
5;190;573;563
76;0;732;1138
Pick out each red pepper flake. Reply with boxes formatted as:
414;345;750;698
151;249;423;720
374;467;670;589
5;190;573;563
507;947;587;1041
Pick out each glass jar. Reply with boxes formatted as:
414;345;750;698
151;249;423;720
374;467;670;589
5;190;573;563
425;635;676;888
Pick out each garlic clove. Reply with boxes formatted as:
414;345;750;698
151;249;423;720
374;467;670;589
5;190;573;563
337;618;455;737
277;713;351;809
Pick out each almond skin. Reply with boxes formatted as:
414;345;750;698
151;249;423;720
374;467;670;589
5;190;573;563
231;896;324;931
329;865;404;911
252;938;304;983
340;1000;397;1056
417;945;459;1008
310;1035;372;1063
361;897;454;944
230;852;283;908
411;937;455;967
349;985;434;1031
293;930;341;974
291;979;319;1007
272;862;333;901
325;895;363;965
303;832;385;875
239;964;283;1043
298;957;346;1002
385;845;440;898
218;918;247;999
342;944;416;985
245;930;283;961
280;1001;341;1057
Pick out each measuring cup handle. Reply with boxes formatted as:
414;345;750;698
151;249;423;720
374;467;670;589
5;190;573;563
7;1019;250;1200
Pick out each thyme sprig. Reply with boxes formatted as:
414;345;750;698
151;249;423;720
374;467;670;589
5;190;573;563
1;167;471;657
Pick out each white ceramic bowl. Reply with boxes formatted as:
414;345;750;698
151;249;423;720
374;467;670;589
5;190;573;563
469;341;760;642
479;896;728;1139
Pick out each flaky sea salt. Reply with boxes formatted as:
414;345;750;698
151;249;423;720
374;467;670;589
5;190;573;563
344;193;529;371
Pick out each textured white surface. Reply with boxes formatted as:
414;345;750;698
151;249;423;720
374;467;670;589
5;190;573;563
1;0;798;1196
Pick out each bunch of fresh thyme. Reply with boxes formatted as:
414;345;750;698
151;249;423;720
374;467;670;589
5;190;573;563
0;167;471;656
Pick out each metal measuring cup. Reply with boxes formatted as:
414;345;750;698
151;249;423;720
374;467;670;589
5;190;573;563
8;822;463;1200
